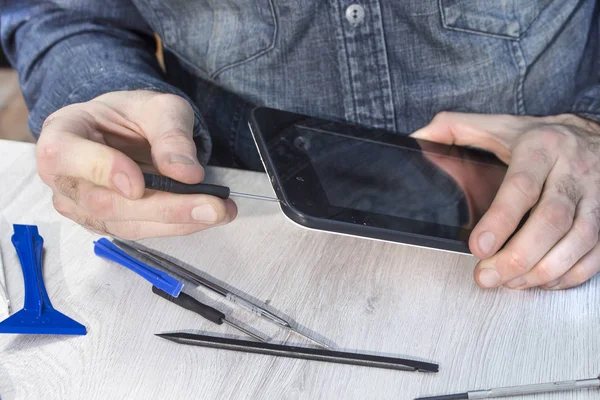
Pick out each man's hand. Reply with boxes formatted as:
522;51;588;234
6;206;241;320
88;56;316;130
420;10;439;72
36;90;237;239
412;112;600;290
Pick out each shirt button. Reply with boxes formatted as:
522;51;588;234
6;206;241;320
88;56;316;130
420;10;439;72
346;4;365;25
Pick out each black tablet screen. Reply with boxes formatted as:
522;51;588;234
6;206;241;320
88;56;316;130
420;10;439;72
282;124;507;230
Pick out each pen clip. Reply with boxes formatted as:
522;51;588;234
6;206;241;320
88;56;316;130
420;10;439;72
94;238;183;297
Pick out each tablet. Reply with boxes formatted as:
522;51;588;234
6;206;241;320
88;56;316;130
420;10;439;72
248;107;508;254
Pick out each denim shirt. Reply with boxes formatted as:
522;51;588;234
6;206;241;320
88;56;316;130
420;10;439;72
1;0;599;169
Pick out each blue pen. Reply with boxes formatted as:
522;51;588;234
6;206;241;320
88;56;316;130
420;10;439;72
93;238;183;297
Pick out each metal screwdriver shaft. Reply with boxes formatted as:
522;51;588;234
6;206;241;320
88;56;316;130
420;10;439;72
229;191;279;202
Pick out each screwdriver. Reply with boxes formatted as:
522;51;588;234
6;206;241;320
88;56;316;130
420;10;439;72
415;373;600;399
151;286;267;343
143;173;279;202
113;239;332;349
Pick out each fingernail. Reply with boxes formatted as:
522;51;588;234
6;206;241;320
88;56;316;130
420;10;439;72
505;276;526;289
191;205;219;223
544;279;561;289
170;155;196;165
478;269;501;288
410;131;428;139
478;231;496;255
113;172;131;198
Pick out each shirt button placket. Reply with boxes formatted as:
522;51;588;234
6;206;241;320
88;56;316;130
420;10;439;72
335;1;395;131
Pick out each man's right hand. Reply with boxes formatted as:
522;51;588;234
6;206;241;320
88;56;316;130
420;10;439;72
36;90;237;239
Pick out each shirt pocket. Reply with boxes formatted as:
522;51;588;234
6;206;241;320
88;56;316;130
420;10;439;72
147;0;277;78
439;0;554;39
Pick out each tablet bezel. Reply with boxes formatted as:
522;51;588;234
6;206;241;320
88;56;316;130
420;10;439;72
248;106;507;254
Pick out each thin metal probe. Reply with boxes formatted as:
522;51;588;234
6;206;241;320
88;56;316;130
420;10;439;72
222;319;267;343
229;191;279;202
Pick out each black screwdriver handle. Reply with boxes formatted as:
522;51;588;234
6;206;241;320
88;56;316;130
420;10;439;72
152;286;225;325
143;173;231;199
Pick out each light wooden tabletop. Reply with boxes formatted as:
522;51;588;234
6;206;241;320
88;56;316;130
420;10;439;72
0;139;598;400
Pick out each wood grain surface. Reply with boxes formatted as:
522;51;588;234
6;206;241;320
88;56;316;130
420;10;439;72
0;139;598;400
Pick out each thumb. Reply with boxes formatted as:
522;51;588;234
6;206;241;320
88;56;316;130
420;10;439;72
411;112;514;163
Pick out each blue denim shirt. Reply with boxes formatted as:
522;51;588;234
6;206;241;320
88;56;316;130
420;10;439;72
1;0;599;169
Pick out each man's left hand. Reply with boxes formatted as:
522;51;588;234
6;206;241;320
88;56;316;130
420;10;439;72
412;112;600;290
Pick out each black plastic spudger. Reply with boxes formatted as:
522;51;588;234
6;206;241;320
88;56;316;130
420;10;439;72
156;331;439;372
151;286;267;342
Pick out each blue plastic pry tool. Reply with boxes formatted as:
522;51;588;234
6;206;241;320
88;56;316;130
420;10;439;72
93;238;183;297
0;225;87;335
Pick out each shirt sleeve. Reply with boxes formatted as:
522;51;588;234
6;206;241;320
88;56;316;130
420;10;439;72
572;85;600;124
0;0;212;164
571;14;600;125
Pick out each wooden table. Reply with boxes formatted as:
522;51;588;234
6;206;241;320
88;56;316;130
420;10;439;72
0;139;598;400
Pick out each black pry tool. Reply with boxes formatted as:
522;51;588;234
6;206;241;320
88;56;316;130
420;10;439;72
156;331;439;373
143;173;278;202
152;286;267;343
